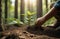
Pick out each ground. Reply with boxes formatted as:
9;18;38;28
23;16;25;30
0;25;60;39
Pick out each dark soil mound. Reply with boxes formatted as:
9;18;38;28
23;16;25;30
27;26;60;38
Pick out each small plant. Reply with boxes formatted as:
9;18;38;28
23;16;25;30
7;18;24;26
26;11;36;26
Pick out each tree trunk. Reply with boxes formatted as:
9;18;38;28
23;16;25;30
53;0;57;2
0;0;3;31
51;0;52;2
27;0;34;12
5;0;8;24
20;0;25;22
37;0;42;18
28;0;30;11
14;0;18;19
46;0;48;12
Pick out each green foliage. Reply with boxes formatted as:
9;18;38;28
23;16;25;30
43;17;56;27
7;18;24;26
27;11;36;16
25;11;36;26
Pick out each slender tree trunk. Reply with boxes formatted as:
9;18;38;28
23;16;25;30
0;0;3;31
27;0;33;12
8;0;11;18
46;0;48;12
37;0;42;18
51;0;52;2
53;0;57;2
20;0;25;22
14;0;18;19
28;0;31;11
30;0;34;12
5;0;8;24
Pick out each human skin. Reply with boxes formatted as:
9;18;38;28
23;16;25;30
35;7;58;27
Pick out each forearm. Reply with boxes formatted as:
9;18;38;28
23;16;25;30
35;7;58;26
42;7;57;23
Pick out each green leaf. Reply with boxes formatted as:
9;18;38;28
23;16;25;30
27;11;36;16
27;11;32;16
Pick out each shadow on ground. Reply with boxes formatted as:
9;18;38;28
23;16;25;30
26;26;60;38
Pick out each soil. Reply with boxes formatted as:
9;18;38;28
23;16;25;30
0;25;60;39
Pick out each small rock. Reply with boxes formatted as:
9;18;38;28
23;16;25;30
23;31;28;34
19;33;22;36
30;34;34;38
19;36;25;39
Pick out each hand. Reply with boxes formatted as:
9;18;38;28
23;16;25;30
35;17;44;27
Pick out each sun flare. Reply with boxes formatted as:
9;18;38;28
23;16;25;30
24;0;36;4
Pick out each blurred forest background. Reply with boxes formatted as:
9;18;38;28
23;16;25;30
1;0;57;27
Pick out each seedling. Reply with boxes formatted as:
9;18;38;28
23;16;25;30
26;11;36;26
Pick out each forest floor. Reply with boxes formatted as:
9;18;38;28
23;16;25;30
0;25;60;39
